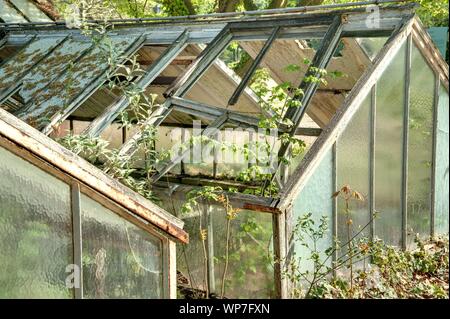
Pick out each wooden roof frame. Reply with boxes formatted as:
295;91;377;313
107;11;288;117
274;14;449;211
0;3;435;215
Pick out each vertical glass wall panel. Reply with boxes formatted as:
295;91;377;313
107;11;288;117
0;146;73;298
212;207;274;299
80;194;164;299
292;148;333;272
406;45;435;244
337;92;371;255
374;42;406;246
434;84;449;235
174;199;274;299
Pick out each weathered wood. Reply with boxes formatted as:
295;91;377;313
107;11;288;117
84;30;190;137
401;34;412;250
41;34;147;136
0;106;188;243
272;212;287;298
152;181;279;214
206;205;216;294
430;74;440;237
227;26;281;106
265;15;344;191
171;97;322;136
151;113;228;183
2;4;414;45
276;15;415;210
243;203;281;214
0;35;71;105
164;27;233;98
164;175;261;191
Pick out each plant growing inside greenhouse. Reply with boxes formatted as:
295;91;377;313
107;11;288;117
0;0;448;305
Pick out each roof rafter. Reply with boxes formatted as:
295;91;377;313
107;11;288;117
83;30;190;137
170;96;322;136
118;25;233;156
41;34;147;135
228;26;281;106
274;14;417;210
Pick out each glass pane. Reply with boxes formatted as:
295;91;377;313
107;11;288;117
9;0;51;22
81;194;164;299
0;37;63;93
406;45;435;245
292;148;334;271
0;146;73;298
17;36;139;130
356;37;388;61
374;41;406;246
177;202;274;299
337;92;371;254
434;84;449;235
212;207;274;299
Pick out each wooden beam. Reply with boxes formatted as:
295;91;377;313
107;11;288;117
151;76;177;85
151;113;228;183
119;26;233;157
273;212;288;298
137;56;195;66
164;26;233;98
41;34;147;136
228;26;281;106
276;15;415;210
171;97;322;136
153;181;279;214
168;240;177;299
83;30;190;137
163;175;261;191
411;18;449;90
206;206;216;294
71;182;83;299
269;15;344;187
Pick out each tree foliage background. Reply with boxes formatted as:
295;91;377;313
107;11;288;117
52;0;448;27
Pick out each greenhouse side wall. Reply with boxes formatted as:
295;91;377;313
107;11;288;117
290;33;449;278
0;137;173;298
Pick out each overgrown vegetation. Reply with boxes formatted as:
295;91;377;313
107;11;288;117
48;1;449;300
286;185;449;299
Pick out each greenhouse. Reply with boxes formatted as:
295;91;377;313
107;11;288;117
0;0;448;299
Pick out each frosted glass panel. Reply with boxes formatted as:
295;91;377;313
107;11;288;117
81;194;164;298
406;45;435;244
337;92;371;253
356;37;388;61
292;148;333;271
212;208;274;299
177;202;274;299
374;41;406;246
0;146;73;298
434;84;449;235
